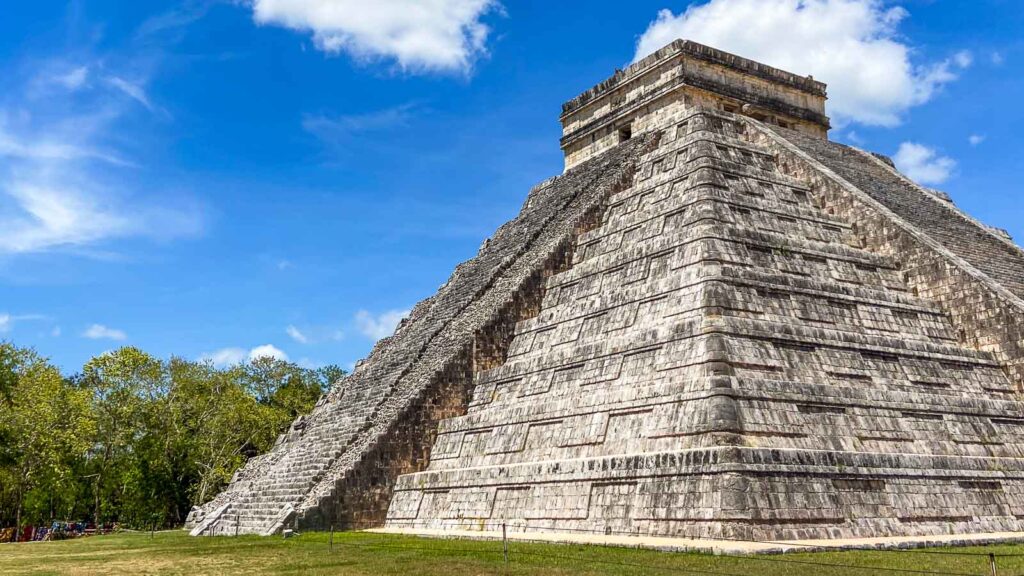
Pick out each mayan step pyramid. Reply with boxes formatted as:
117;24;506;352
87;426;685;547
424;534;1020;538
189;40;1024;542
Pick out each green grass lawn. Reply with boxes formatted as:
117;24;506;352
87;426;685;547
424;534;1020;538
1;530;1022;575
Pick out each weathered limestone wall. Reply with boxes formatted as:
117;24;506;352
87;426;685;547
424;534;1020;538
755;126;1024;389
387;108;1024;542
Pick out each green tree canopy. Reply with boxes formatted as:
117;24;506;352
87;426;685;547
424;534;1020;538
0;342;344;529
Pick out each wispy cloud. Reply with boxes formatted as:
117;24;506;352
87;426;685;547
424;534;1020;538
303;103;418;144
107;76;156;112
134;3;211;44
302;103;423;162
286;325;309;344
0;117;129;166
56;66;90;90
285;324;343;344
83;323;127;341
969;134;986;146
0;312;51;333
0;34;205;255
355;308;409;341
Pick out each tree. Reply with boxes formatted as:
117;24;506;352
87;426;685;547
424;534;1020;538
0;343;21;469
0;345;94;530
236;356;328;424
172;359;268;509
81;347;165;526
0;342;18;407
314;364;347;390
0;343;341;529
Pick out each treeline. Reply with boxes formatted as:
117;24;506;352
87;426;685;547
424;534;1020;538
0;342;343;530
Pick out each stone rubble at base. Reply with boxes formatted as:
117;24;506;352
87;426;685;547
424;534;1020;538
189;40;1024;545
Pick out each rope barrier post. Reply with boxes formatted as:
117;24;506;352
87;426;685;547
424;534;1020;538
989;552;997;576
330;524;334;554
502;523;509;567
235;514;239;537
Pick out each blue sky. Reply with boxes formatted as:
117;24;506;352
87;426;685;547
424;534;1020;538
0;0;1021;373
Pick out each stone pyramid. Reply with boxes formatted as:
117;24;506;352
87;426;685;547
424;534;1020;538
190;40;1024;542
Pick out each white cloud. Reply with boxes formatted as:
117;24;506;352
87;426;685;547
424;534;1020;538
248;344;289;362
200;344;291;367
0;314;10;333
969;134;986;146
83;323;127;341
201;347;248;367
286;325;309;344
355;308;409;340
247;0;499;73
633;0;971;127
952;50;973;69
992;52;1005;66
893;142;956;185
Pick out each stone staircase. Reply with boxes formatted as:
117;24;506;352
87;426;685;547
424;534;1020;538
187;134;655;535
777;128;1024;298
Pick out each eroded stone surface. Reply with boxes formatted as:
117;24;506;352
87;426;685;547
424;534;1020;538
385;107;1024;540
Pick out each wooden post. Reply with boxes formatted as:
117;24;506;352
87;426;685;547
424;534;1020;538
990;552;998;576
330;525;334;553
502;523;508;567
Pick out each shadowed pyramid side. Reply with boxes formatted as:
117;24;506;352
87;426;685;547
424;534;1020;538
187;135;655;536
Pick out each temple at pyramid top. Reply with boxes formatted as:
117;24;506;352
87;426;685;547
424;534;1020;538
561;40;830;169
